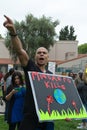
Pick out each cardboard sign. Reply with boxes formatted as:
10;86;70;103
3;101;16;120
28;71;87;121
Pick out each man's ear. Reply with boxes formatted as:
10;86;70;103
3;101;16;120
47;52;49;58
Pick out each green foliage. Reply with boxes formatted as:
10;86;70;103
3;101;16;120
78;43;87;54
0;34;3;39
4;14;59;60
0;115;81;130
59;25;77;41
0;116;9;130
55;119;81;130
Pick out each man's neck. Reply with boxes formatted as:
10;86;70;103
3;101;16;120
37;65;46;73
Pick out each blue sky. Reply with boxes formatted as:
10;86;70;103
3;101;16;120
0;0;87;45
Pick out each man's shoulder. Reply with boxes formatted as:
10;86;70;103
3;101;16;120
22;59;35;70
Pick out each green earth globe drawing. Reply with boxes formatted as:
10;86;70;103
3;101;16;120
54;89;66;104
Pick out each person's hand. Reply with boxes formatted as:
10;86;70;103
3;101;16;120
3;15;16;34
11;89;18;94
65;118;72;122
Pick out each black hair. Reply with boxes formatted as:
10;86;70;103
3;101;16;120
78;72;83;80
11;71;24;86
9;68;15;75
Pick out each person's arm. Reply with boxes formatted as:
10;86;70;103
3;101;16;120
3;15;29;66
3;81;6;92
5;89;16;101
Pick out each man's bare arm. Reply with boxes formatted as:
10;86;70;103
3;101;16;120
3;15;29;66
11;36;29;66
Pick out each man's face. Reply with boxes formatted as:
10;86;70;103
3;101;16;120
35;47;49;66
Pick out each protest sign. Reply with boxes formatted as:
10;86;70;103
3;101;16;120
28;71;87;121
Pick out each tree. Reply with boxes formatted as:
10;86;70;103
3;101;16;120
4;14;59;61
0;34;3;39
78;43;87;54
59;25;77;41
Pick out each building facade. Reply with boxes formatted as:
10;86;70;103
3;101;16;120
57;54;87;74
49;40;78;61
0;38;87;74
49;40;87;74
0;39;20;74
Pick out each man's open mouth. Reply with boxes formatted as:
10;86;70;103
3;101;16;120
39;58;44;61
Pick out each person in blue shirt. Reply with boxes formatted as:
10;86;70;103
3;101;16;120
5;71;26;130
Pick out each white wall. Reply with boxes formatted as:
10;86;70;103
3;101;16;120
49;41;78;61
0;39;10;58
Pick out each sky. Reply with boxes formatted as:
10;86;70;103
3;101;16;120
0;0;87;45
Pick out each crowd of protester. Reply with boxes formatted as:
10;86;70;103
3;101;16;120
0;15;87;130
0;68;26;130
0;66;87;129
